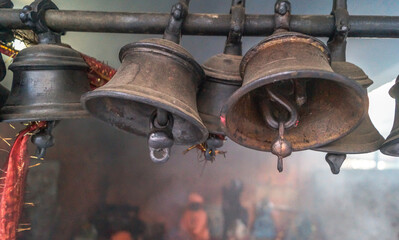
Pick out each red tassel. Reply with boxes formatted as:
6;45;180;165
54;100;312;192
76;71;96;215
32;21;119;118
0;122;46;240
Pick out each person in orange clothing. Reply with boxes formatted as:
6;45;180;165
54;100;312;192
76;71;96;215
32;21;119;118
179;193;210;240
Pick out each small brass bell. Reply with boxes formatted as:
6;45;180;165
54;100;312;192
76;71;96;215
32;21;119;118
196;0;245;160
199;53;242;135
82;0;208;163
0;44;90;122
380;76;399;156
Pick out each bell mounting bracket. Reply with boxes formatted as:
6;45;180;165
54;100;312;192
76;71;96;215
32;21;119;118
163;0;190;44
224;0;245;56
328;0;350;61
20;0;62;44
274;0;291;31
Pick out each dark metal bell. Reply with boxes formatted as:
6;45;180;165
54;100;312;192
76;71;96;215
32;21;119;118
380;76;399;156
0;44;90;122
0;85;9;108
221;31;368;151
81;38;208;145
314;62;384;154
198;53;242;134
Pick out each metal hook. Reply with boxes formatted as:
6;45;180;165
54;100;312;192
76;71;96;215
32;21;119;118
263;86;298;129
20;0;62;44
274;0;291;31
224;0;245;55
163;0;190;44
328;0;349;61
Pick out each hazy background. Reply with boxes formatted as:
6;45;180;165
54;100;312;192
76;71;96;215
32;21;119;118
1;0;399;239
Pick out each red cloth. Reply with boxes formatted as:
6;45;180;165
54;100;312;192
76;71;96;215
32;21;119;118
0;122;46;240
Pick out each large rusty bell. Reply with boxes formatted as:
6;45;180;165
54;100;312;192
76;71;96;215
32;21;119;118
0;44;90;122
314;62;384;172
380;76;399;156
82;0;208;163
221;31;367;152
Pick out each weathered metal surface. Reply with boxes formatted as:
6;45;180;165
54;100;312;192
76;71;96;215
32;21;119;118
0;9;398;37
198;53;242;135
380;77;399;156
82;38;208;145
0;44;90;122
313;62;384;154
221;31;368;151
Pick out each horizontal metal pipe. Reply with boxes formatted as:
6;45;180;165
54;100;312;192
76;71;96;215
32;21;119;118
0;9;398;38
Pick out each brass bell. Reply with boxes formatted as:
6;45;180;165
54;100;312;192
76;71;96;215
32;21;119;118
82;38;207;144
380;76;399;156
0;44;90;122
221;31;368;152
199;53;242;136
314;62;384;172
82;1;208;163
0;85;9;108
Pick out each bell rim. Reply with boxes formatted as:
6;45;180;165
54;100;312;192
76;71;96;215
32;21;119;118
81;89;209;145
389;81;399;98
0;104;89;122
220;69;368;152
240;31;330;78
313;117;385;154
119;38;205;82
380;138;399;157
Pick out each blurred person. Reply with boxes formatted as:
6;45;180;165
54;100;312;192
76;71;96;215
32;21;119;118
252;198;277;240
222;179;249;240
179;193;210;240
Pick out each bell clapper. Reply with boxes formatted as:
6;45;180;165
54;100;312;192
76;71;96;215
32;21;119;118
325;153;346;175
148;110;174;164
271;122;292;172
31;120;58;159
263;85;298;172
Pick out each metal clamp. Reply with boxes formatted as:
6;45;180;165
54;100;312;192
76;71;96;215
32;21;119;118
19;0;62;44
163;0;189;44
274;0;291;31
148;111;174;164
328;0;350;61
224;0;245;55
31;121;57;159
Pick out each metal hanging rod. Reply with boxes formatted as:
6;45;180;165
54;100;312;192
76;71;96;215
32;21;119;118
0;9;399;38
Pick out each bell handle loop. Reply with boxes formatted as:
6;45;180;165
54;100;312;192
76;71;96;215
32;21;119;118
224;0;245;56
149;147;170;164
263;86;298;129
20;0;62;44
274;0;291;32
328;0;350;62
163;0;190;44
31;120;57;159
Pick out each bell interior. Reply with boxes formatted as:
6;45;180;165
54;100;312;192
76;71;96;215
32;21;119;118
225;75;367;151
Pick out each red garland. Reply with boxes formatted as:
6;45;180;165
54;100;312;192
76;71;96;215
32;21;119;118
0;122;46;240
